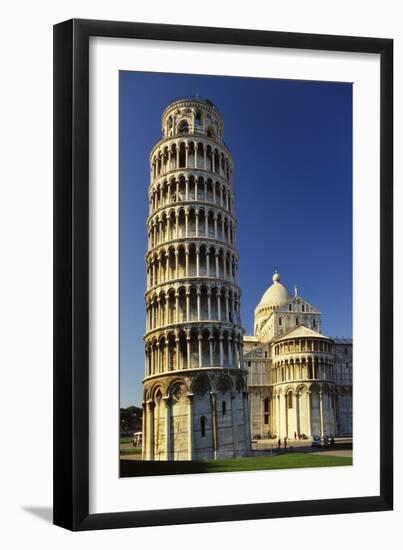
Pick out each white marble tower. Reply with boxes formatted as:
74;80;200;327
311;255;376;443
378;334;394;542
142;98;250;460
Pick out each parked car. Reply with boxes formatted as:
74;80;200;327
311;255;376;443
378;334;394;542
311;436;321;447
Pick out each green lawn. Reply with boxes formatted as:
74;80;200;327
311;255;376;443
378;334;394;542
120;452;352;477
119;446;142;455
120;437;134;444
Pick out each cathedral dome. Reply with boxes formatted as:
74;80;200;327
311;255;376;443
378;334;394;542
257;271;290;310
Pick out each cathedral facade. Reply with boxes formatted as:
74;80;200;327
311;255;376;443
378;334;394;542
142;98;250;461
245;272;353;441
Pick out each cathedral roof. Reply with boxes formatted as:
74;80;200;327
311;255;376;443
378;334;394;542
244;335;260;343
273;324;331;342
256;271;290;311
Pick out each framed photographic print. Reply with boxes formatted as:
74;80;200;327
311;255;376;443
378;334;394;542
53;19;393;530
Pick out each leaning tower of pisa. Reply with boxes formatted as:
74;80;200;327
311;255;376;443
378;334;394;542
142;97;250;461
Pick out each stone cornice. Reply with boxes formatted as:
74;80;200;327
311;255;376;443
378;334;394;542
149;134;231;161
149;167;233;191
144;276;241;299
145;236;239;262
147;200;236;226
144;320;244;341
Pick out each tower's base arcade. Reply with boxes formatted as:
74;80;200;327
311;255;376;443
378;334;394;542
142;368;251;461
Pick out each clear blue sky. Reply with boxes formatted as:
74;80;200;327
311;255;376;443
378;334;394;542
119;71;352;408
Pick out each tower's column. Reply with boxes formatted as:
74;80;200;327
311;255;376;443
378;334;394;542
187;393;194;460
163;396;171;460
319;389;324;438
198;334;203;368
207;288;212;319
185;246;189;277
175;291;179;324
197;288;201;321
307;390;312;437
175;333;180;370
186;331;191;369
196;246;200;276
210;392;218;459
219;333;224;366
175;248;179;278
217;290;221;321
186;289;190;322
142;401;147;460
147;400;154;460
209;335;214;366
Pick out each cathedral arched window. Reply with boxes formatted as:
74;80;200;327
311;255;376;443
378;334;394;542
287;392;293;408
200;416;206;437
289;304;292;311
222;401;226;416
296;317;299;325
279;317;282;326
264;398;269;424
302;304;305;312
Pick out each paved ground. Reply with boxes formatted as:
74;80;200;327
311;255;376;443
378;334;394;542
251;437;352;458
314;449;352;458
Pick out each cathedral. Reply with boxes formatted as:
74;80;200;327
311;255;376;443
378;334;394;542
245;271;352;441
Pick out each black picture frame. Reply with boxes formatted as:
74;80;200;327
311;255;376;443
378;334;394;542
53;18;393;531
